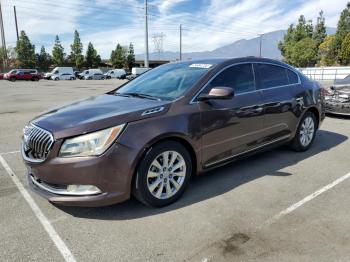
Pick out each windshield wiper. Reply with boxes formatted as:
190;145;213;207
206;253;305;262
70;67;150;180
115;92;161;101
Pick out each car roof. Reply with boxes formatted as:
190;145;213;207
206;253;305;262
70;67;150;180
171;57;294;69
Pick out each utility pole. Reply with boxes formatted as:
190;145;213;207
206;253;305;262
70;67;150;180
0;1;7;70
258;34;263;58
144;0;149;68
14;6;19;41
179;24;182;61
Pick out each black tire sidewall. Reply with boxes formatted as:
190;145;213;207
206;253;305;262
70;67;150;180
134;141;192;207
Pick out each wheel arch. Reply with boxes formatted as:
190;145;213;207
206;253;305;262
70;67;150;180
305;106;320;129
130;134;198;192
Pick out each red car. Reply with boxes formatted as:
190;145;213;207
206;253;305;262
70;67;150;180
0;73;3;80
4;69;42;81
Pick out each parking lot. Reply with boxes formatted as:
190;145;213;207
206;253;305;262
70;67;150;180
0;79;349;261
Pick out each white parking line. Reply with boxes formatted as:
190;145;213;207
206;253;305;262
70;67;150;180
0;155;76;262
265;171;350;226
0;150;20;155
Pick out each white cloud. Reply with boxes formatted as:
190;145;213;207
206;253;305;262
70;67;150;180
1;0;347;58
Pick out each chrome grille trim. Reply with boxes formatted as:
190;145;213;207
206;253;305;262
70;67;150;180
22;124;54;162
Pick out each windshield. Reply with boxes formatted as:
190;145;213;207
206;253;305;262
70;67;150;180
9;70;17;74
116;62;214;100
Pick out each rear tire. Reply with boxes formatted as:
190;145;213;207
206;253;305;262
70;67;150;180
291;111;317;152
133;141;192;207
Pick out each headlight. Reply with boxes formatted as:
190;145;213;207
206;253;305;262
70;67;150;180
59;124;125;157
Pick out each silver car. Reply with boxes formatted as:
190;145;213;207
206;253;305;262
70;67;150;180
85;73;106;80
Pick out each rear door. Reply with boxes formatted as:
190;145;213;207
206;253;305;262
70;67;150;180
199;63;265;167
24;72;32;80
254;63;299;141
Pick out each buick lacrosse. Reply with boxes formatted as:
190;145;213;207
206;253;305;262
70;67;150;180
22;57;325;207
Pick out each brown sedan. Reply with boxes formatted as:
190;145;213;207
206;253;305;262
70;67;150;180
22;57;325;207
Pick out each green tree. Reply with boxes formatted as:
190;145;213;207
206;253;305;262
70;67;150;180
333;2;350;64
70;30;84;69
290;38;318;67
36;46;52;71
294;15;310;41
313;11;327;48
85;42;100;68
15;31;36;68
126;43;135;70
52;35;65;66
319;35;336;66
110;43;126;68
340;32;350;65
279;15;319;67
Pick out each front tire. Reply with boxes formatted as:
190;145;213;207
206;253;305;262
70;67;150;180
291;111;317;152
133;141;192;207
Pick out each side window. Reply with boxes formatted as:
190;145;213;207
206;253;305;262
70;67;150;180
255;64;289;89
208;64;255;95
286;69;299;84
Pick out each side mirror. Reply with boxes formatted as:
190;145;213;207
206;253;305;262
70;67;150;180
198;86;234;101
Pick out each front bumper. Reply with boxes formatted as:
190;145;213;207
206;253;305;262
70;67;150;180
325;100;350;116
23;142;138;207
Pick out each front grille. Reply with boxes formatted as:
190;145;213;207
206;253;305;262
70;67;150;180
23;124;54;161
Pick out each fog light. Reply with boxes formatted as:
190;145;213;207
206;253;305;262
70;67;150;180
66;185;102;195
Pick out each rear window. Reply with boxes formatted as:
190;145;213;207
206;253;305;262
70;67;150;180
255;64;289;89
286;69;299;84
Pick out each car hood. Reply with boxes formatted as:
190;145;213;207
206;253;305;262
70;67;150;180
32;94;170;139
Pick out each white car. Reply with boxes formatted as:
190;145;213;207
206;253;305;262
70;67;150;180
79;69;103;79
51;73;76;81
45;67;74;80
104;69;126;79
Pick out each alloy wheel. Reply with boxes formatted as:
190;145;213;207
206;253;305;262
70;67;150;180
147;151;186;200
299;116;315;147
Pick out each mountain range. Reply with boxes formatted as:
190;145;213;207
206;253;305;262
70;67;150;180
136;27;336;61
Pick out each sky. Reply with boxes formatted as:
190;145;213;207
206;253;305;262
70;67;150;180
0;0;348;58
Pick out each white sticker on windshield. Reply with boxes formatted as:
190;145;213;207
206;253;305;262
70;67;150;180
189;63;213;69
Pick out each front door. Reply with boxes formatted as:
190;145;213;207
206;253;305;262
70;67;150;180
198;63;265;168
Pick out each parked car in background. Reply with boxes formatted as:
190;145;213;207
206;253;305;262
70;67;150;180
0;73;3;80
104;69;126;79
118;72;131;80
85;73;105;80
126;74;136;81
132;67;149;76
74;71;81;78
44;67;73;80
78;69;103;79
324;76;350;115
4;69;42;81
52;73;76;81
22;57;325;207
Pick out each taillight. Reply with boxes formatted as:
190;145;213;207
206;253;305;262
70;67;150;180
320;87;331;97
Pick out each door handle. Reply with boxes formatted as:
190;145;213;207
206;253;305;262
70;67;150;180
265;102;281;107
252;105;264;113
